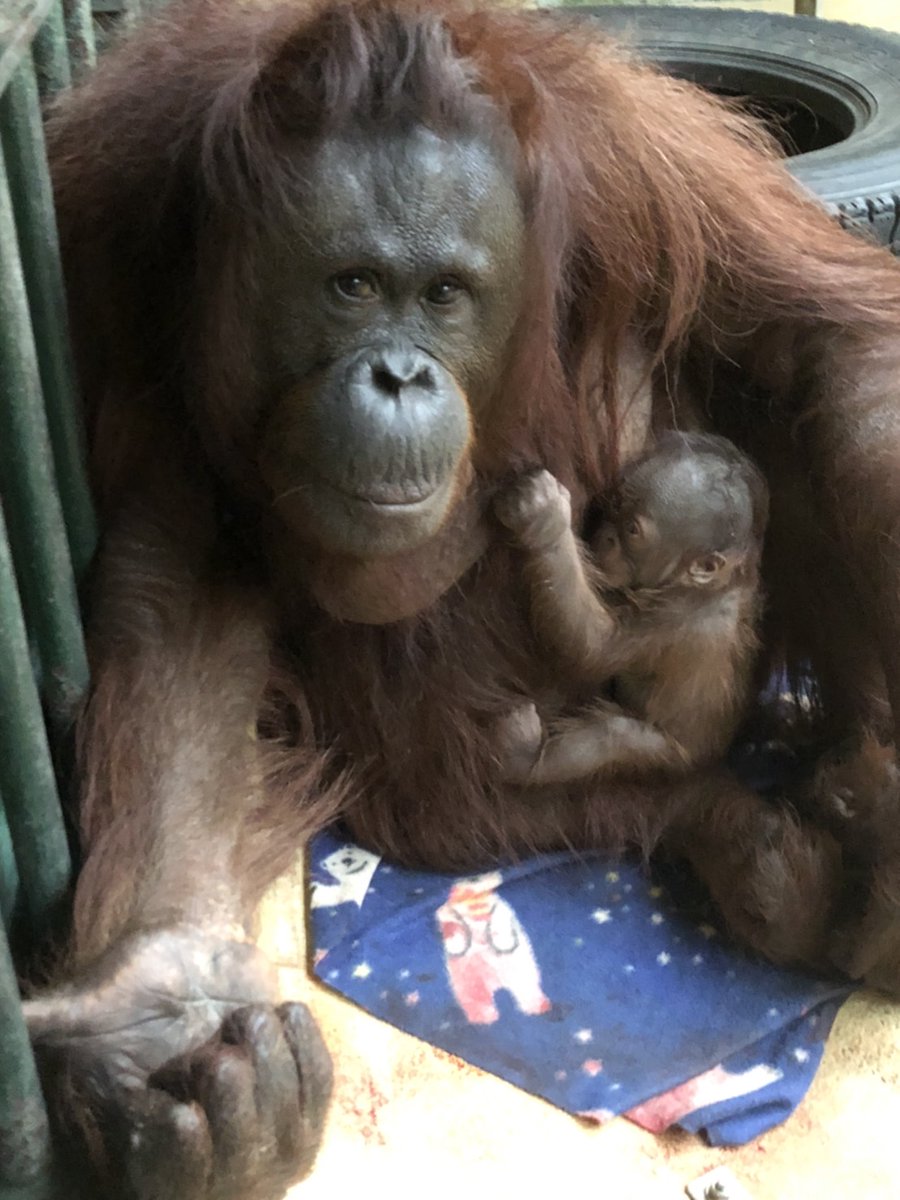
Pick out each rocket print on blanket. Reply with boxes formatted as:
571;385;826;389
436;871;552;1024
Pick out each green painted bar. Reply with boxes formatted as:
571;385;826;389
0;0;54;97
61;0;95;74
2;56;97;580
32;2;71;98
0;919;52;1189
0;792;21;929
0;142;89;734
0;503;72;937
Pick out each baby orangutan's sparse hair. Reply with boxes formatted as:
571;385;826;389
592;432;769;591
494;432;769;785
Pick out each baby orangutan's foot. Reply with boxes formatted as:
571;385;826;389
495;702;545;784
808;733;900;853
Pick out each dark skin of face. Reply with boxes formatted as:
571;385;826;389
257;126;526;564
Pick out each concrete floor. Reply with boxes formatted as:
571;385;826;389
262;6;900;1196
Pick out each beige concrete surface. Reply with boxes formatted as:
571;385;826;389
260;6;900;1195
821;0;900;29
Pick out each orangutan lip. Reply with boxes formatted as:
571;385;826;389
350;485;438;506
325;477;446;509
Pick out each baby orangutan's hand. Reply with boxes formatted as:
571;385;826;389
494;469;572;552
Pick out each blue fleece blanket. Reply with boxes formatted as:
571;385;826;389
308;823;851;1146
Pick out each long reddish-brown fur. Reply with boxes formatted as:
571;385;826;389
32;6;900;1192
45;0;900;945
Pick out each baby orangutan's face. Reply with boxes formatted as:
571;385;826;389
591;450;755;591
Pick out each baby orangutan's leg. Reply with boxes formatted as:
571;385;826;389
497;701;687;785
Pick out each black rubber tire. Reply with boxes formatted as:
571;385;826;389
567;6;900;252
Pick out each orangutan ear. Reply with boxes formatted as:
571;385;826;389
687;551;727;587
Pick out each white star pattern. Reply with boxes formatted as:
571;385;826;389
352;962;372;979
624;964;636;974
698;923;718;939
692;954;704;966
327;969;340;980
768;1008;780;1018
574;1029;593;1044
657;952;671;966
398;968;411;979
650;912;665;925
606;871;620;883
592;908;612;924
792;1048;810;1063
573;937;584;948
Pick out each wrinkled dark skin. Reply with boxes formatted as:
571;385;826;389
259;128;524;599
27;929;331;1200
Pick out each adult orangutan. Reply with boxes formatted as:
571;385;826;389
22;0;900;1195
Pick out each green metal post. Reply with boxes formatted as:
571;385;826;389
0;792;22;929
2;55;97;580
32;1;71;98
0;501;72;938
0;139;89;734
0;920;52;1190
61;0;94;75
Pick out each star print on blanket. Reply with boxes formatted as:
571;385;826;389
308;830;852;1145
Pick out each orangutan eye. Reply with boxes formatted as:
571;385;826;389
332;271;379;302
424;276;466;307
625;517;644;540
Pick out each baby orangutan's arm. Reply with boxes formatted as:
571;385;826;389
494;470;617;682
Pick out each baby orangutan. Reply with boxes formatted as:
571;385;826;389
494;432;769;784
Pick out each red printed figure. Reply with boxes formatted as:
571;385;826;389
437;872;552;1024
